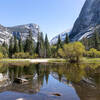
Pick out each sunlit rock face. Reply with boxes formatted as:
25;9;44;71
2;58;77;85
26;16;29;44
0;24;12;44
0;23;40;44
7;23;40;41
70;0;100;41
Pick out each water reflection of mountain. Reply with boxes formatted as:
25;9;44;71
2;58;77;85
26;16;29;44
0;73;11;88
0;63;100;100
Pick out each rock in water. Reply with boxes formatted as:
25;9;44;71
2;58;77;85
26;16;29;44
14;78;28;84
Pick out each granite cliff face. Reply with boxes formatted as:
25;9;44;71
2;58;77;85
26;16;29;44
8;23;40;41
0;24;12;44
70;0;100;41
0;23;40;44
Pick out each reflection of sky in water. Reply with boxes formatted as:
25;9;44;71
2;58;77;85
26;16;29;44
39;75;80;100
0;75;80;100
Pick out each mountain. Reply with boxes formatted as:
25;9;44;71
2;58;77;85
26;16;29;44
70;0;100;41
7;23;40;41
0;24;12;44
0;23;40;44
50;29;71;45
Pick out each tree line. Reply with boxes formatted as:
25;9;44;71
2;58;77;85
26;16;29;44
0;30;70;59
0;28;100;62
0;30;50;58
9;30;51;58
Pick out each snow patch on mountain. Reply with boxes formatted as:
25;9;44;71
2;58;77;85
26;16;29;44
50;29;71;45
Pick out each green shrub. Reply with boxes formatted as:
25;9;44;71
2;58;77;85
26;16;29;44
58;42;85;62
12;52;38;59
29;53;38;59
0;53;3;59
85;48;100;58
0;46;8;58
12;52;30;59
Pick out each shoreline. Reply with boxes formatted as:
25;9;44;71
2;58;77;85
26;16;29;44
0;58;66;63
0;58;100;64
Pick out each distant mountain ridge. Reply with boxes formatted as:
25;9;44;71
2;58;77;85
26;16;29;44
8;23;40;41
50;29;71;45
0;23;40;44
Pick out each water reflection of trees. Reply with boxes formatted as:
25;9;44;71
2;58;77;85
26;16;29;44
0;63;51;94
4;63;100;85
50;63;100;100
0;63;100;96
50;63;86;83
50;63;100;83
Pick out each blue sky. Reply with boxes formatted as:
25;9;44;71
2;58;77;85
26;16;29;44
0;0;85;39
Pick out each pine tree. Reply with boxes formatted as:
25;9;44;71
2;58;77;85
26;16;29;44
94;30;100;50
9;37;14;57
36;32;45;58
13;35;19;53
44;34;50;58
64;34;69;44
19;37;23;52
24;38;29;52
2;41;8;51
24;30;34;55
36;33;40;56
81;38;89;50
40;32;45;57
57;35;62;50
2;41;9;57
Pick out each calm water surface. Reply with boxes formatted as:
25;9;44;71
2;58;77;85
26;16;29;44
0;63;100;100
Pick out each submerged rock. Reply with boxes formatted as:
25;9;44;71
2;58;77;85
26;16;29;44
51;93;62;96
14;78;28;84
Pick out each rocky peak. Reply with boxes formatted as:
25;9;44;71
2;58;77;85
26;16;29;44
0;23;40;44
8;23;40;41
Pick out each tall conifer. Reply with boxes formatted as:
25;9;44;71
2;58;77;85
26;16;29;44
24;30;34;55
94;30;100;50
44;34;50;58
65;34;69;44
9;37;13;57
57;35;62;50
19;37;23;52
13;35;19;53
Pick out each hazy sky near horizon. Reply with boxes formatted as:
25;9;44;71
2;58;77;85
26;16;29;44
0;0;86;39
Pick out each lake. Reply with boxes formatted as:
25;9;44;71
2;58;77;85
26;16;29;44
0;63;100;100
